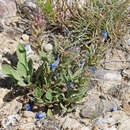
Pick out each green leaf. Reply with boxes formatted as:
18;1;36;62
2;64;21;81
28;59;33;76
54;37;59;49
16;43;27;67
44;0;53;14
34;88;43;98
73;69;81;78
26;75;31;83
47;109;53;118
60;103;68;111
38;50;48;61
17;62;27;78
68;69;73;80
45;90;52;101
17;80;30;87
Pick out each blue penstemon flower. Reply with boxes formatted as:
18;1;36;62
67;82;75;90
35;112;44;119
110;108;114;112
90;67;97;72
49;56;59;72
24;103;32;111
102;31;108;41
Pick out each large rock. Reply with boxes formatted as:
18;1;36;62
80;94;121;119
0;0;17;18
61;117;90;130
104;49;128;70
0;99;22;115
92;111;130;130
94;70;122;93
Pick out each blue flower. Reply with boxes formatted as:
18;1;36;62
52;63;56;72
67;82;74;90
24;103;32;111
90;67;97;72
54;55;58;61
35;112;44;119
102;31;108;41
110;108;114;112
49;58;59;72
68;82;72;90
80;61;84;64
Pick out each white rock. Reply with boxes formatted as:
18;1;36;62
24;43;34;56
1;99;22;115
23;111;35;118
104;49;127;70
22;34;29;41
93;111;130;130
104;71;122;81
42;43;53;52
62;117;87;130
1;114;21;129
118;118;130;130
93;117;116;130
94;70;122;92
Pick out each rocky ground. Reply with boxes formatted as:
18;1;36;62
0;0;130;130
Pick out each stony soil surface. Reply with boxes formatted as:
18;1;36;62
0;0;130;130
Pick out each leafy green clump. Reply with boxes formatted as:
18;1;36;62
2;43;89;114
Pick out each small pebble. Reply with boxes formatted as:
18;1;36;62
22;34;29;41
42;43;53;52
24;43;34;56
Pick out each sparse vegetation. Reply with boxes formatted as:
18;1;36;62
2;0;129;116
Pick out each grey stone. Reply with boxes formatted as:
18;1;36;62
24;43;34;56
80;93;121;119
0;99;22;115
61;117;90;130
37;118;60;130
104;49;127;70
0;0;17;18
93;111;130;130
42;43;53;52
118;118;130;130
1;114;21;129
22;111;35;118
94;70;122;93
80;94;103;119
94;70;122;81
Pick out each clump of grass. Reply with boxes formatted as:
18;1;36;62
33;1;126;67
37;0;128;65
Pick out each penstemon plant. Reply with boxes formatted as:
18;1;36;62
2;42;89;115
